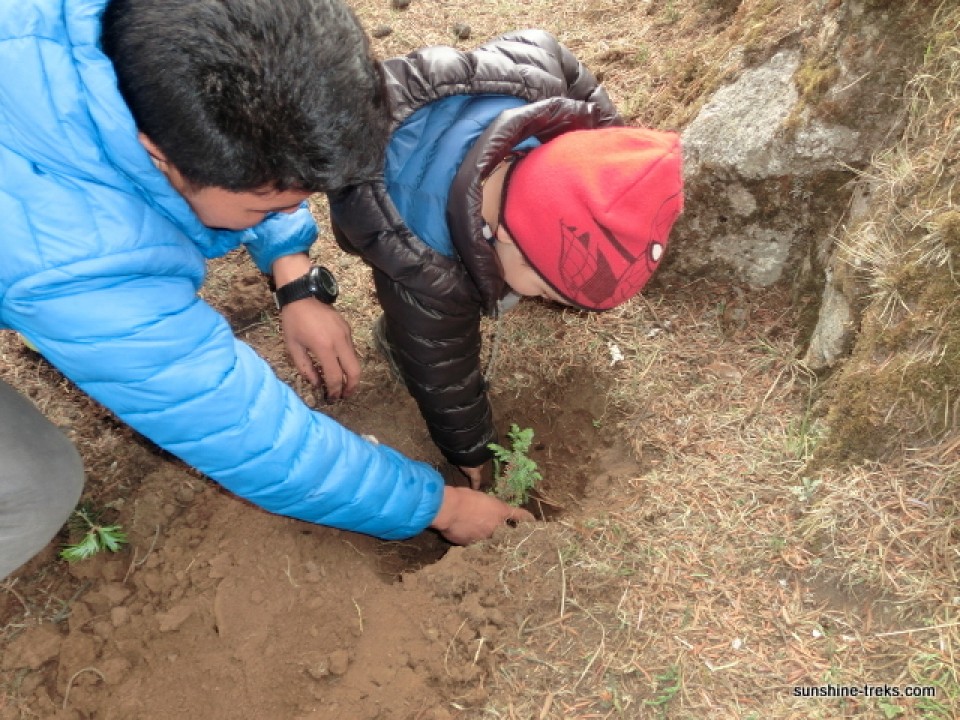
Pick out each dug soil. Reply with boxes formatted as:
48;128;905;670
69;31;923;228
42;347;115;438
0;249;639;720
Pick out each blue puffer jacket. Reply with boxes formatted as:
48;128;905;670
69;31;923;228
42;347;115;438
0;0;443;539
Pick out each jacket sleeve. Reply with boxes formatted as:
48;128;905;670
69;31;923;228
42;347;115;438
241;205;318;274
375;272;495;467
329;183;495;467
3;244;444;541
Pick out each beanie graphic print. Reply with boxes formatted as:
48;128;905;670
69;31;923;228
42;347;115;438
557;206;670;308
502;127;684;310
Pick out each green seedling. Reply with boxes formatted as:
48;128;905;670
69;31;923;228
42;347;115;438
487;424;542;507
60;505;128;563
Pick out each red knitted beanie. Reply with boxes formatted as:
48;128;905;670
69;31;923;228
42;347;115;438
501;127;683;310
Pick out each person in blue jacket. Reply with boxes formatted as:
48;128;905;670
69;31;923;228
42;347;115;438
0;0;530;580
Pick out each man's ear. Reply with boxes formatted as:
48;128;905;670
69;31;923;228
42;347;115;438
137;133;168;168
138;133;190;194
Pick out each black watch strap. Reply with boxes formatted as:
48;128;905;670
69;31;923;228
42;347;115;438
274;274;313;309
273;266;338;309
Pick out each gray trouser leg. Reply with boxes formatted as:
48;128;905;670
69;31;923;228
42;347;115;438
0;379;84;579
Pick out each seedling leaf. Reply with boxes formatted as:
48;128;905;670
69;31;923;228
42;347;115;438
59;506;128;563
488;424;542;507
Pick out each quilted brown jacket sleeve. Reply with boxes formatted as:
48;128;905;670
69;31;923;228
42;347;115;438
328;30;621;467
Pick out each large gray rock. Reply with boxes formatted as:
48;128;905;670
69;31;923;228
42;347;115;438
671;48;864;287
683;50;862;180
656;0;921;376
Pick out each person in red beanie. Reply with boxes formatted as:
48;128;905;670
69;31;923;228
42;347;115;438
329;31;684;489
484;127;683;311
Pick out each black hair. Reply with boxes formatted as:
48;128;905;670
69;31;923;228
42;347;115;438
101;0;389;192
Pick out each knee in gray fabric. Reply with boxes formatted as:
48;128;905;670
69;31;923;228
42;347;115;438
0;380;85;579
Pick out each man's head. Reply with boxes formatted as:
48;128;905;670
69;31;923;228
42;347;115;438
101;0;389;199
497;128;684;310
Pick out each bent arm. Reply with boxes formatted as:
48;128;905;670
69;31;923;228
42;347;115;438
373;269;497;468
4;255;442;540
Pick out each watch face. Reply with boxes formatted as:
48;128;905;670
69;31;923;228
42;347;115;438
310;266;339;302
318;268;338;296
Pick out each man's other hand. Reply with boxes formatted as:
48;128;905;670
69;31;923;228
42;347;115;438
280;300;360;400
430;486;534;545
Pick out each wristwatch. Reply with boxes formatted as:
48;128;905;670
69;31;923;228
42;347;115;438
272;265;339;309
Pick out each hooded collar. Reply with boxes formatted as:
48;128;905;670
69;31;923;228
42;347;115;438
1;0;242;257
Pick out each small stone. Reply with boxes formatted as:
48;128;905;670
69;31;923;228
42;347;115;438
391;0;411;9
99;655;132;685
484;608;506;627
306;659;329;680
140;570;163;593
156;602;194;633
100;582;133;605
328;649;350;676
67;600;94;631
451;23;471;40
207;552;234;579
0;624;62;670
90;620;115;640
110;606;130;627
175;486;195;504
371;25;393;39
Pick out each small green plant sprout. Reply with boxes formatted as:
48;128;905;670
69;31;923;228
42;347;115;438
59;505;128;563
487;424;542;507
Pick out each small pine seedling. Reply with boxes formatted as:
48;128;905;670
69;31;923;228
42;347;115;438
488;424;542;507
60;505;128;563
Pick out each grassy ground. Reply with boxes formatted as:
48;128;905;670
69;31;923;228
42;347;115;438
2;0;957;718
340;0;960;716
468;285;958;719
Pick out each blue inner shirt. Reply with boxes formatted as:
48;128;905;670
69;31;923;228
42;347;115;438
385;95;539;257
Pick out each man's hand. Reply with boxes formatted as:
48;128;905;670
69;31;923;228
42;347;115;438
280;300;360;399
273;253;359;400
430;486;534;545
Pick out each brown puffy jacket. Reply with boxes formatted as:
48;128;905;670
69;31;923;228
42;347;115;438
328;30;621;467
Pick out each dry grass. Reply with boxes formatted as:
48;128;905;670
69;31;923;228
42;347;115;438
838;1;959;326
480;294;860;716
338;1;960;717
3;1;957;719
470;287;958;718
265;1;960;717
818;0;958;465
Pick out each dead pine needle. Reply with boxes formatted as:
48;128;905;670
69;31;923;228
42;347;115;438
539;691;555;719
1;579;30;617
443;619;469;676
353;597;364;634
283;555;299;588
874;620;960;638
62;666;106;709
557;547;567;620
123;523;160;583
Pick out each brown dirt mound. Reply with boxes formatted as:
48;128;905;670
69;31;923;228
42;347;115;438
0;282;632;719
